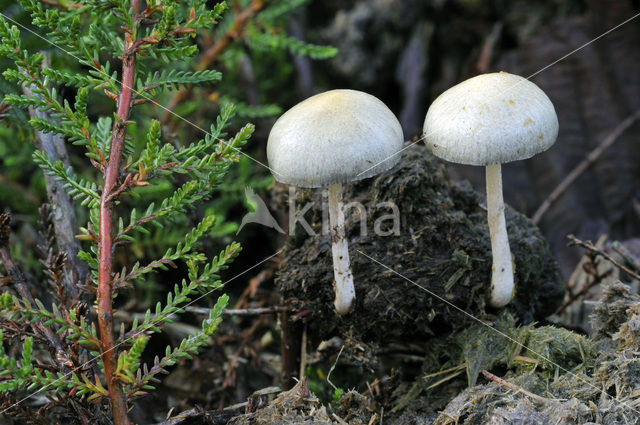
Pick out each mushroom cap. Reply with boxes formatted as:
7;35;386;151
267;89;404;188
423;72;558;166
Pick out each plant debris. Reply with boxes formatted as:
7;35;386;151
225;280;640;424
427;282;640;425
227;378;374;425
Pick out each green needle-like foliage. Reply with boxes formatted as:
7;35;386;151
0;0;322;422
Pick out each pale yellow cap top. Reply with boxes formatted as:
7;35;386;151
423;72;558;166
267;89;404;188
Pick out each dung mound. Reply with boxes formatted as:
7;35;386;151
275;144;562;345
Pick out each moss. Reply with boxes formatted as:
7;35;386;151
516;324;595;373
428;311;594;393
456;313;516;386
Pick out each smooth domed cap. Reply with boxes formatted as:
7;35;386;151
423;72;558;166
267;89;404;188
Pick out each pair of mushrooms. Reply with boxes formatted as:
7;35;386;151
267;72;558;315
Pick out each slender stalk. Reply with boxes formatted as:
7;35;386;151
328;183;355;315
97;2;139;423
486;164;514;308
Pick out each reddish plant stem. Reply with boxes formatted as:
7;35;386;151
568;235;640;281
196;0;263;72
482;370;549;404
97;2;139;424
161;0;264;122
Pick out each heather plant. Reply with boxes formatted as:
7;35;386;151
0;1;335;424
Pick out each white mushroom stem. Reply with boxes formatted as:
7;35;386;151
486;164;514;307
328;183;355;315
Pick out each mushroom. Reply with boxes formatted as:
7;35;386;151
422;72;558;308
267;89;404;315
